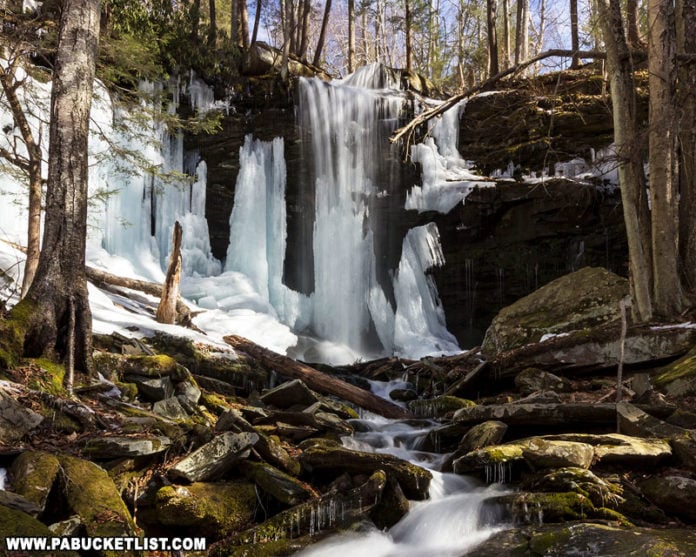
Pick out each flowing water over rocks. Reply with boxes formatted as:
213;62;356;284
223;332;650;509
295;382;510;556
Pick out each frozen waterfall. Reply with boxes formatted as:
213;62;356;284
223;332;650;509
259;63;460;361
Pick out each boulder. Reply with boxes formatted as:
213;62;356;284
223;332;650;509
441;421;508;472
527;467;624;509
536;432;672;465
260;379;319;409
58;454;138;539
491;323;696;377
208;470;387;556
473;523;696;557
152;396;189;420
389;388;418;402
0;505;70;551
0;389;44;443
616;402;696;470
239;461;318;506
514;368;567;394
522;438;594;470
370;476;410;529
452;440;529;478
121;354;185;379
453;402;618;427
176;377;202;404
125;375;174;401
300;444;431;500
488;491;618;524
654;345;696;397
82;435;171;459
240;41;331;79
460;420;509;453
10;451;61;512
0;490;42;516
169;431;258;482
640;476;696;523
216;409;300;475
407;396;476;418
482;267;628;357
156;481;256;538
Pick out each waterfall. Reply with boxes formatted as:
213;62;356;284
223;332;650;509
282;63;459;360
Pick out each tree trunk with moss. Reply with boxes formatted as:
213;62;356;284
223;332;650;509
156;221;183;325
6;0;100;375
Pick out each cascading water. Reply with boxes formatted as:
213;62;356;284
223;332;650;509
295;382;510;557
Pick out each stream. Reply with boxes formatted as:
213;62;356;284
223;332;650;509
296;381;510;556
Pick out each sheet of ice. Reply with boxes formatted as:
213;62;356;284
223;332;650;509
0;468;6;491
393;224;460;358
407;101;495;214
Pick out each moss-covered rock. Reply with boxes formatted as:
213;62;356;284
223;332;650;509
0;390;44;444
654;345;696;397
640;476;696;523
58;454;137;540
156;481;256;538
0;505;79;555
240;461;318;506
10;451;61;511
527;467;624;509
522;438;594;470
482;266;628;357
407;395;476;418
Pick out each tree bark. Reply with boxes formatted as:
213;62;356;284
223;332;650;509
598;0;653;321
404;0;413;72
626;0;642;47
0;62;43;299
502;0;511;68
677;0;696;294
570;0;580;68
347;0;355;72
240;0;250;49
487;0;499;77
223;335;412;419
191;0;201;41
648;0;683;316
208;0;216;47
251;0;262;45
156;221;183;325
515;0;529;66
312;0;332;66
14;0;100;375
231;0;239;45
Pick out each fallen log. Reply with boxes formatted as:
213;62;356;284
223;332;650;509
223;335;411;419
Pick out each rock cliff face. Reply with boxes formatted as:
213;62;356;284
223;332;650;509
190;71;628;348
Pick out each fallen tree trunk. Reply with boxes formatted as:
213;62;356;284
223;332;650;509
223;335;411;419
85;266;196;328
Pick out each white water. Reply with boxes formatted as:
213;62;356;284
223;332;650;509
296;385;508;557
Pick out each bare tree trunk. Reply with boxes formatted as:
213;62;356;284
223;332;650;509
570;0;580;68
626;0;642;47
487;0;499;76
598;0;653;321
191;0;201;41
515;0;529;65
298;0;312;59
12;0;100;375
156;222;183;325
405;0;413;72
502;0;511;68
208;0;216;47
281;0;295;79
313;0;332;66
677;0;696;294
348;0;355;72
231;0;239;45
251;0;262;45
0;62;43;299
240;0;250;49
648;0;683;316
